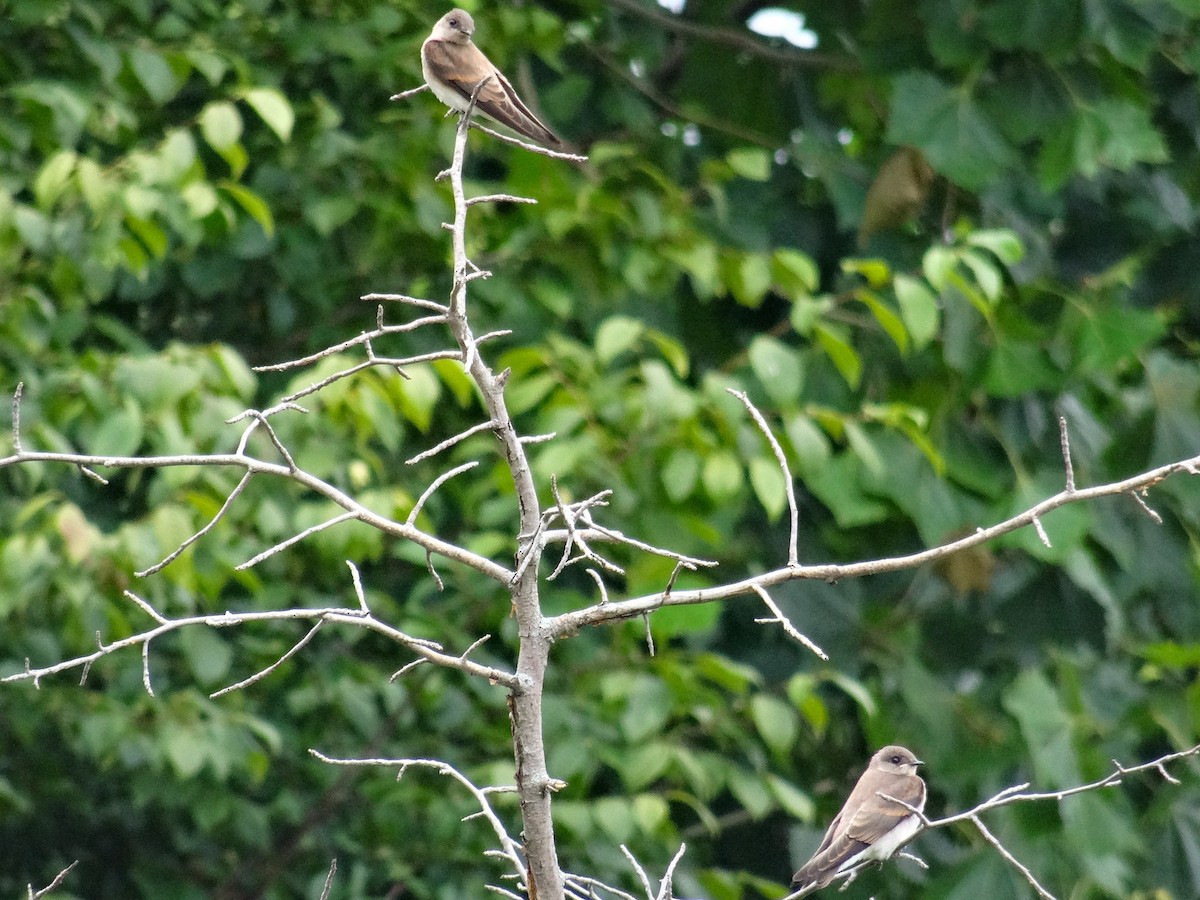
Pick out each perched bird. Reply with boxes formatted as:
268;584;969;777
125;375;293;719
420;8;562;147
791;745;926;894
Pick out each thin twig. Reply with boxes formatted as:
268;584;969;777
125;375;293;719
970;815;1056;900
11;382;22;454
750;583;827;660
236;512;357;570
1059;415;1075;492
137;471;254;576
317;858;338;900
729;388;800;566
28;860;78;899
406;422;493;465
210;620;326;698
408;461;480;526
390;84;430;101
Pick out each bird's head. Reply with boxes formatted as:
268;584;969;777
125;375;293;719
433;9;476;43
871;745;923;776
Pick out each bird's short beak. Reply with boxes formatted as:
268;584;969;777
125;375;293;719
913;759;925;767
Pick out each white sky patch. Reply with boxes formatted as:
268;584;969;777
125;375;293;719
747;8;818;49
656;0;686;13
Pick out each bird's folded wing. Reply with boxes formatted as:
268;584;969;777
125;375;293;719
845;777;925;846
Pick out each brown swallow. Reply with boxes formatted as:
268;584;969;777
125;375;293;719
420;8;562;147
790;745;926;893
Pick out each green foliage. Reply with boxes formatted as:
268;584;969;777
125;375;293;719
3;0;1200;898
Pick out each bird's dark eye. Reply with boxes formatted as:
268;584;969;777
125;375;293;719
891;755;902;763
449;17;458;26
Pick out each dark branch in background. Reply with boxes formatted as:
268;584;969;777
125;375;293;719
580;41;779;148
605;0;856;70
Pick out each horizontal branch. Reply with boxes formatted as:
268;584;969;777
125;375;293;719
0;449;514;584
547;452;1200;636
3;596;519;690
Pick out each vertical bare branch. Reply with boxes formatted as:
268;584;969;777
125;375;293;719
728;389;800;567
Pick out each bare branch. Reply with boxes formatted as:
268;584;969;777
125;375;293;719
927;742;1200;829
619;845;655;899
11;382;22;454
137;471;254;577
750;583;827;660
1058;415;1075;492
585;568;610;605
390;84;430;101
970;815;1056;900
360;292;448;313
28;860;78;899
548;451;1200;635
408;461;481;526
317;859;337;900
141;641;154;696
210;620;325;698
0;448;514;583
729;388;800;566
406;421;494;465
309;752;527;885
236;512;357;570
254;315;447;373
1129;489;1162;524
4;598;519;690
1032;514;1051;548
468;193;538;206
468;120;588;161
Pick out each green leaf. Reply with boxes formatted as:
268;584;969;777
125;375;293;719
922;244;958;291
748;335;803;406
858;289;909;353
395;364;442;431
593;797;635;845
180;627;234;685
766;774;814;821
749;455;787;520
90;399;144;456
596;315;644;364
983;340;1059;396
893;274;940;350
243;87;295;141
702;450;743;501
726;147;771;181
887;71;1018;190
33;150;77;209
813;325;862;389
1002;669;1080;788
219;181;274;235
662;448;700;502
163;724;207;778
632;794;669;833
728;769;774;819
784;413;830;475
199;101;243;151
960;249;1004;302
771;248;819;299
128;48;179;105
724;251;772;307
620;676;671;741
965;228;1024;264
750;694;798;754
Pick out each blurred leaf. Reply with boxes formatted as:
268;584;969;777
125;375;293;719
243;87;295;141
748;336;804;406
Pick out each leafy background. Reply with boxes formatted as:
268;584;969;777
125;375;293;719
2;0;1200;897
